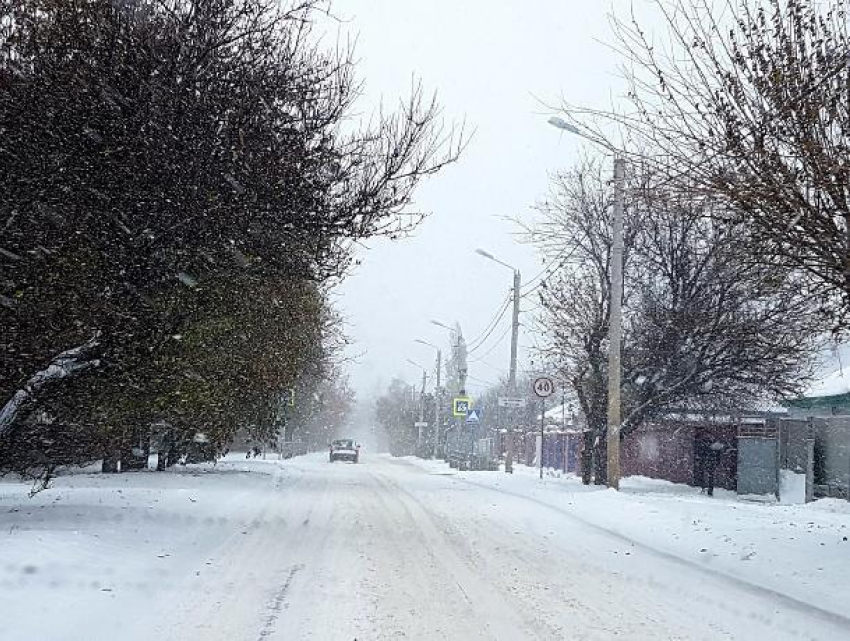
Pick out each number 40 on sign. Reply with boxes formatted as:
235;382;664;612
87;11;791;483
533;377;555;398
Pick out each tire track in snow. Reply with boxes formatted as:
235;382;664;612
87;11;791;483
367;466;552;640
257;563;304;640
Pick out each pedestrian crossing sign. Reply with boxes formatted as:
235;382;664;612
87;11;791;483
453;397;471;417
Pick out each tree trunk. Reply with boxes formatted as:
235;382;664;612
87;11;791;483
156;431;171;471
166;441;180;467
580;431;593;485
102;452;119;473
592;433;607;485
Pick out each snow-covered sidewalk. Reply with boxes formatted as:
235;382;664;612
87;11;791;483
0;455;297;641
404;456;850;620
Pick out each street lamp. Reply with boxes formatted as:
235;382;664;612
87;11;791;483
475;249;520;390
547;116;581;136
475;247;521;474
415;339;442;459
548;115;625;490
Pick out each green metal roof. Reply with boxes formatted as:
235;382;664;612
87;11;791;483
784;392;850;410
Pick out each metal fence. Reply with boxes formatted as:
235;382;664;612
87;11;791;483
738;418;850;501
812;417;850;500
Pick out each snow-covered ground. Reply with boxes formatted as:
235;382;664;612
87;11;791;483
2;453;849;640
412;460;850;623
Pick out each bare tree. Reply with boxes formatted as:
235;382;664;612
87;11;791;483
558;0;850;324
624;186;823;430
530;157;823;484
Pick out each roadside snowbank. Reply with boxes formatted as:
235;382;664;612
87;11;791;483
0;455;295;641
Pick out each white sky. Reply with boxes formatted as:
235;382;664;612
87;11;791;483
328;1;656;399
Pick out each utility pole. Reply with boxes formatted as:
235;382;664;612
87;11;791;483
547;116;625;491
419;368;427;423
505;268;521;474
429;321;466;462
456;325;467;395
416;338;443;459
455;327;467;463
433;349;441;459
407;358;429;454
475;249;522;475
607;156;625;490
509;269;520;387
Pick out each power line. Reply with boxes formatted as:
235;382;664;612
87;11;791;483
472;358;507;374
467;374;497;387
467;298;512;355
466;294;512;352
469;322;512;362
520;243;582;298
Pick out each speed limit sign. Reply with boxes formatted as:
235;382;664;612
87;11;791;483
533;376;556;398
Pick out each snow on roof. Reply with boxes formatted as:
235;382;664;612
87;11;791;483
801;368;850;399
543;404;572;420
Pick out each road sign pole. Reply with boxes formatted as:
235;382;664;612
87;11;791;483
532;376;555;480
540;396;545;479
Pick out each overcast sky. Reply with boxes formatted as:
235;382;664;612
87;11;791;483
327;1;655;399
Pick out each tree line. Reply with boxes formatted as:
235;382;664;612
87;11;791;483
0;0;460;486
532;0;847;483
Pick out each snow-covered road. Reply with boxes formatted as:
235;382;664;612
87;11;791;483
2;453;849;640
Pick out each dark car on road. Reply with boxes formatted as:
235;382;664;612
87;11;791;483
329;439;360;463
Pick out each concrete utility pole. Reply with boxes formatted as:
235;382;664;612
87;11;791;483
475;249;521;474
606;156;625;490
407;358;429;452
434;349;441;458
429;322;467;459
455;325;468;395
507;268;521;474
454;327;467;457
509;268;520;387
419;368;427;423
415;339;442;458
548;116;625;490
